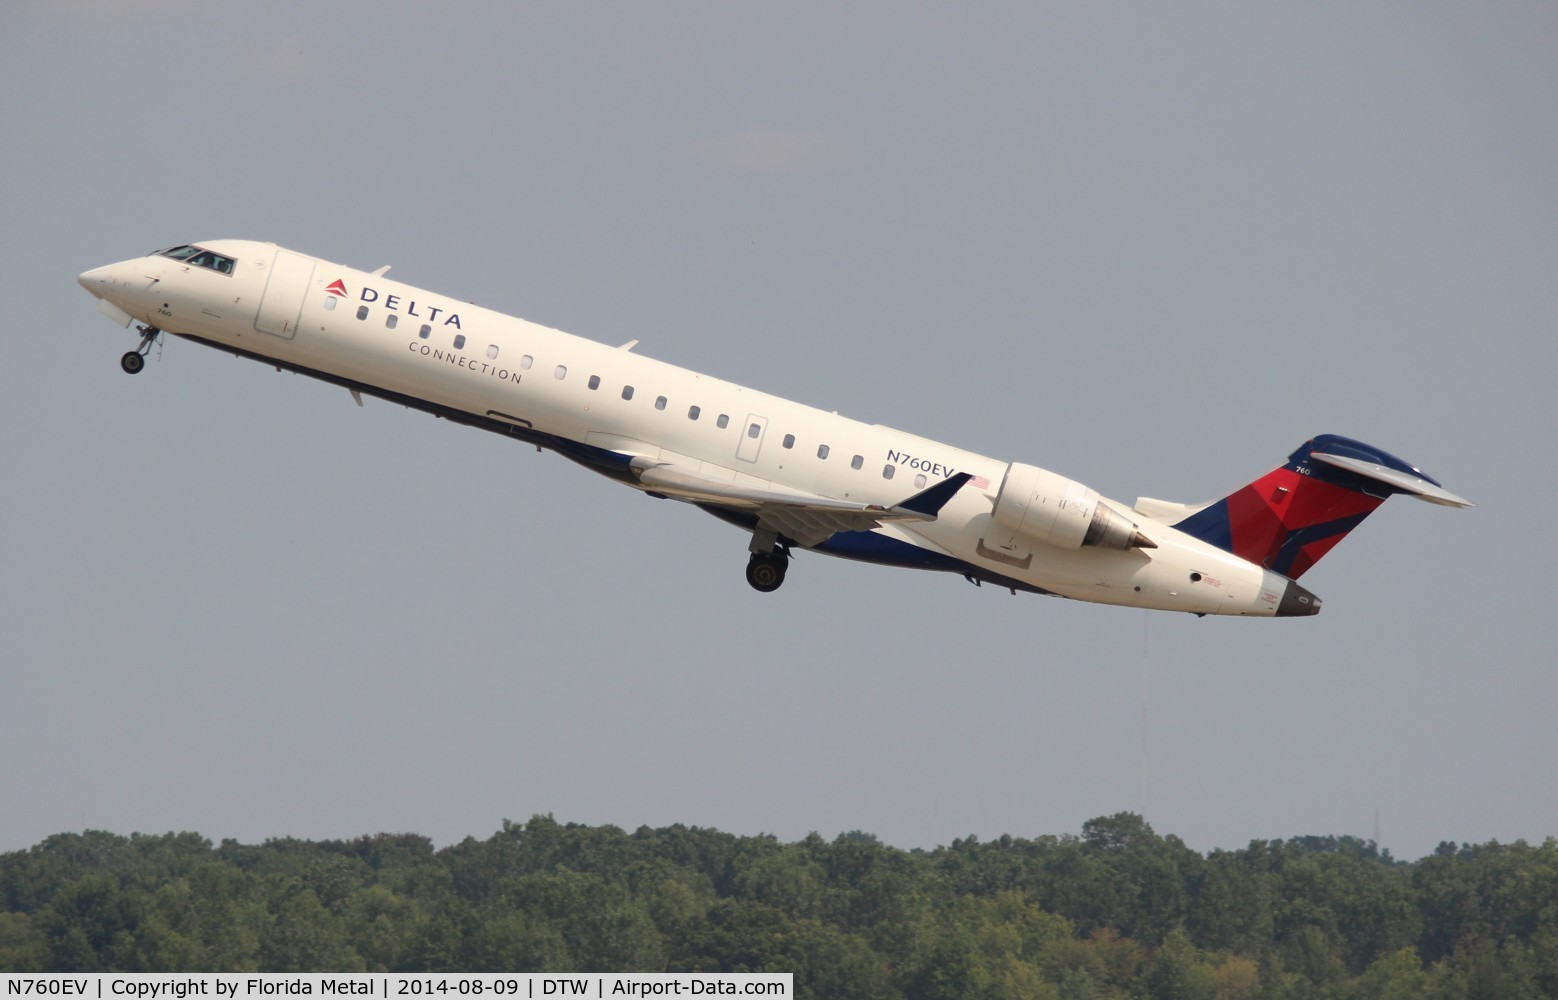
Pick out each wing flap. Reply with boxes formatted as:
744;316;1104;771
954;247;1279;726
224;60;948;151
630;458;970;546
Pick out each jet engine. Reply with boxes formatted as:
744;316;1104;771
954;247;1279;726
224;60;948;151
990;463;1155;551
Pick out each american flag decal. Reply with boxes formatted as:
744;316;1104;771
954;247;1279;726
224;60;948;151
968;475;991;490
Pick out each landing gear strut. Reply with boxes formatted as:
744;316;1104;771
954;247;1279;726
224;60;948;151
120;325;161;375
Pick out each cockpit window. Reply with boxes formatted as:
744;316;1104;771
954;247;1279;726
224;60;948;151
156;244;235;274
186;250;235;273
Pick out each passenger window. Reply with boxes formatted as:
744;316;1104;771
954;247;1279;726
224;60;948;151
520;355;533;369
622;386;634;400
782;434;795;449
419;324;432;338
554;365;567;379
588;375;601;390
323;297;337;311
914;474;927;489
851;455;863;470
717;414;730;429
453;334;466;349
883;465;895;480
747;423;760;438
688;405;701;420
817;445;830;460
655;396;667;411
487;345;499;360
356;306;369;320
385;314;398;329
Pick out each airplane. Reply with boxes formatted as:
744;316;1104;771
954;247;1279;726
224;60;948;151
78;240;1472;617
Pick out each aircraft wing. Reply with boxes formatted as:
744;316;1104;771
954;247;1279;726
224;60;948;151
629;457;971;547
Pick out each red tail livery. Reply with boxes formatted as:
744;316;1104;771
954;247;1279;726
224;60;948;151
1172;435;1473;579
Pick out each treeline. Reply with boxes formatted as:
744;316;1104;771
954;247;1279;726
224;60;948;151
1;813;1555;998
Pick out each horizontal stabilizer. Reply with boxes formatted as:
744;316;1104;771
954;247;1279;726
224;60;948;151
1310;450;1474;507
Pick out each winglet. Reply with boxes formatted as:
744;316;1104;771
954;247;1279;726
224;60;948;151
894;472;973;519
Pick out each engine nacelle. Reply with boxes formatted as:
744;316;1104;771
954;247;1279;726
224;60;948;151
990;463;1155;551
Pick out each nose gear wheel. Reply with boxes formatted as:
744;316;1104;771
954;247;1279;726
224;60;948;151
120;325;162;375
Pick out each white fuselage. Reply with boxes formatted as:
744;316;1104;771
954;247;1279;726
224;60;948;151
79;239;1303;616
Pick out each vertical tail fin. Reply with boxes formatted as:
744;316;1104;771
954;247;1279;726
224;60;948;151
1170;435;1472;579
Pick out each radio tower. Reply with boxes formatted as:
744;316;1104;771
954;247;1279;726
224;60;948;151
1141;612;1150;818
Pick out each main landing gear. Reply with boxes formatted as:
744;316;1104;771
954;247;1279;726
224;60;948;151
120;325;161;375
746;549;788;593
745;528;791;593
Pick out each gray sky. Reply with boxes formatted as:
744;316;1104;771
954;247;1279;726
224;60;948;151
3;1;1554;862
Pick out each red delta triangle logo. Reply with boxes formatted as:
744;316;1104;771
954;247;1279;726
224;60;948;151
325;278;348;297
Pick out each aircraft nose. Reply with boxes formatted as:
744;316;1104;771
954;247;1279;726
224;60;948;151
78;266;113;297
79;260;146;328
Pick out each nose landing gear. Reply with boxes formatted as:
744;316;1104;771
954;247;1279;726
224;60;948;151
120;325;162;375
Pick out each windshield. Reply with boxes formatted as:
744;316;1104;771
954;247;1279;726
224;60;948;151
155;244;235;275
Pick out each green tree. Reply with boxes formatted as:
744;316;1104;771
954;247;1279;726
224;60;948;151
258;884;363;971
3;813;1555;990
732;849;828;920
463;912;569;971
1346;947;1428;1000
1139;929;1215;1000
907;929;994;1000
1185;850;1275;958
1426;935;1539;1000
511;868;664;971
35;874;142;971
0;911;46;971
344;885;428;971
1037;928;1144;997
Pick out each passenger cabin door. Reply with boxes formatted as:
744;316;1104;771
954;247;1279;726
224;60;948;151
254;249;316;339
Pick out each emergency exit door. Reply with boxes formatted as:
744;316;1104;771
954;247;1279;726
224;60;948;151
736;414;768;463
